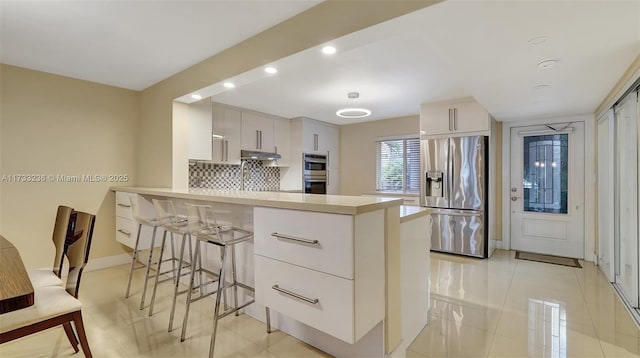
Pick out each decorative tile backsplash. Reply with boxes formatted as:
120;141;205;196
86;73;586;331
189;160;280;191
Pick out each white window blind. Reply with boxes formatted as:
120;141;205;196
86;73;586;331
376;137;420;193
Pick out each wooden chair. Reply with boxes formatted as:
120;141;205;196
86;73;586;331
0;211;96;358
27;205;74;288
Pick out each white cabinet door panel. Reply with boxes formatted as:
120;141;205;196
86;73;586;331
255;255;355;344
254;207;353;279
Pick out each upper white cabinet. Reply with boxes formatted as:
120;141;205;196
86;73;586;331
420;98;491;136
188;99;213;161
282;117;339;192
190;101;291;167
212;105;242;164
241;112;275;152
300;118;339;168
271;118;291;167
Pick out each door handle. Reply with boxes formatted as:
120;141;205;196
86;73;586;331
448;109;452;131
453;108;458;130
511;196;521;201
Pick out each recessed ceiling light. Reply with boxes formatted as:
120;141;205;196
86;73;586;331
528;36;549;45
537;58;558;69
322;46;337;55
223;82;235;88
264;66;278;74
191;94;202;100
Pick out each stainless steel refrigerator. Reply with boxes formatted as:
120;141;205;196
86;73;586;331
420;135;488;258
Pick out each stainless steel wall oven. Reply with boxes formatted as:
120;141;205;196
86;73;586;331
303;153;327;194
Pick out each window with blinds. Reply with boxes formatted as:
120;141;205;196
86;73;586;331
376;137;420;193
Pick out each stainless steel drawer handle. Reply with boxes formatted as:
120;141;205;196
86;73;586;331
272;285;319;304
271;232;318;245
117;203;131;208
117;229;131;236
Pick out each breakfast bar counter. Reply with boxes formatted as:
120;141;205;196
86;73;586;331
110;186;425;357
112;186;402;215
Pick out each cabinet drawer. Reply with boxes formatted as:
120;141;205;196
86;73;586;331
115;217;163;250
115;192;134;219
255;255;355;343
254;207;353;279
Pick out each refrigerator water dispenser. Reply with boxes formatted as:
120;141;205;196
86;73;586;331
425;171;444;197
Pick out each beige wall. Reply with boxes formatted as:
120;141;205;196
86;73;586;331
0;64;139;267
0;1;441;267
339;115;419;195
596;54;640;116
136;1;439;188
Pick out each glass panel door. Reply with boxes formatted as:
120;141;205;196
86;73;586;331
523;134;569;214
615;90;639;307
598;110;615;282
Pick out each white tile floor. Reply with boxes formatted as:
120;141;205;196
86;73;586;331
407;250;640;358
2;250;639;357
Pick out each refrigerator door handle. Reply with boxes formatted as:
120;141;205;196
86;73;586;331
430;208;482;216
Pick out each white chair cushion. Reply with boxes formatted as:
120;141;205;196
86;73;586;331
27;268;63;288
0;286;82;334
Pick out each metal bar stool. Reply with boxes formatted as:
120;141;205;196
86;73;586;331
124;196;161;310
148;199;193;326
180;203;267;358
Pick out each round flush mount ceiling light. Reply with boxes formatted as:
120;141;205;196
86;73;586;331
336;108;372;118
322;46;337;55
223;82;235;88
537;58;558;69
191;94;202;100
336;92;371;118
264;66;278;74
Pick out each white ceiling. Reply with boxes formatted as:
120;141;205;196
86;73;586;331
0;0;320;90
208;0;640;123
2;1;639;123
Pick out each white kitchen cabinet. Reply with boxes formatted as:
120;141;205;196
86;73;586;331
212;105;242;165
255;255;355;342
420;98;491;136
302;120;325;153
254;207;384;344
283;117;340;192
188;98;213;161
325;125;339;169
302;119;338;156
270;117;291;167
241;112;274;152
254;208;353;278
114;191;164;249
327;168;339;195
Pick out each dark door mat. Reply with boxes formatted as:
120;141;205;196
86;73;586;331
515;251;582;268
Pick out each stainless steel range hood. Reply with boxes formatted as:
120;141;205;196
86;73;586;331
240;150;281;161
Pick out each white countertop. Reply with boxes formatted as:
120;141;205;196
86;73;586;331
363;191;419;197
399;205;430;223
111;187;402;215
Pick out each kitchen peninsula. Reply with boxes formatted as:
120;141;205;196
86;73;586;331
112;186;429;357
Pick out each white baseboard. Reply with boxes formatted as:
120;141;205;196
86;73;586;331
85;253;131;272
